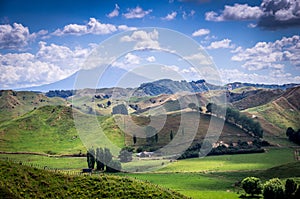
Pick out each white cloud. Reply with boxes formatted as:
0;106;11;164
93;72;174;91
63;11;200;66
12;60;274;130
0;42;90;88
162;11;177;21
207;39;235;49
123;6;152;19
146;56;156;62
124;53;140;65
107;4;120;18
205;4;263;22
192;29;210;37
259;0;300;28
183;52;212;65
111;53;142;70
182;10;196;20
232;35;300;71
53;18;117;36
162;65;180;72
117;25;137;31
205;0;300;29
0;23;35;50
120;29;160;50
220;69;300;84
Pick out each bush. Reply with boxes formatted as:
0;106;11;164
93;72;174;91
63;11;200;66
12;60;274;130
241;177;262;196
263;178;284;199
285;179;297;198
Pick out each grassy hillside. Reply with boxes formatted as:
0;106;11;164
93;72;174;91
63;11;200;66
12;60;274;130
0;105;85;155
0;105;127;155
0;90;66;123
123;112;255;149
245;86;300;137
0;160;187;199
232;89;283;110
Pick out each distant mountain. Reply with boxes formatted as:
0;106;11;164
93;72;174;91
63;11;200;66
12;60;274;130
132;79;224;96
16;66;152;92
227;82;299;90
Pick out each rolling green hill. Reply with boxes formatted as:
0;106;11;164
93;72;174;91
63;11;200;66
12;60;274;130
0;105;85;155
0;160;187;199
0;105;128;155
0;90;66;123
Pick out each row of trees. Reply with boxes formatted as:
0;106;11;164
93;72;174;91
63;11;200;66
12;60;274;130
241;177;300;199
286;127;300;145
87;147;121;172
87;147;134;172
206;103;263;138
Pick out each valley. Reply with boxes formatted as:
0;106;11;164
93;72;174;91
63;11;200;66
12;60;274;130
1;79;300;198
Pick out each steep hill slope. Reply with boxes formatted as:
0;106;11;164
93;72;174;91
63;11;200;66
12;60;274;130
0;160;187;199
0;90;66;123
245;86;300;137
231;89;283;110
0;105;85;155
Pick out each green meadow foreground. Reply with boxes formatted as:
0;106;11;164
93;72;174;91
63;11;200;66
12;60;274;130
1;148;300;199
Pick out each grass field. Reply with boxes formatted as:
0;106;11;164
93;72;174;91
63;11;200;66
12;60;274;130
0;160;187;199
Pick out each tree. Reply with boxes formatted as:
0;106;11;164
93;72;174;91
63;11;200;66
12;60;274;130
170;130;173;141
145;126;156;145
112;104;128;115
206;103;214;113
286;127;295;137
188;103;197;111
96;148;104;171
155;133;158;143
103;148;113;166
263;178;284;199
241;177;262;196
106;160;122;172
133;134;137;145
118;148;133;163
87;148;95;169
285;179;298;199
107;100;111;107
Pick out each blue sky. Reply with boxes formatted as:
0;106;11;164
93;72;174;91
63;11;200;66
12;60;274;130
1;0;300;89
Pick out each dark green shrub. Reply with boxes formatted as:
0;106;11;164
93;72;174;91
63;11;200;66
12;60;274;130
241;177;262;196
263;178;284;199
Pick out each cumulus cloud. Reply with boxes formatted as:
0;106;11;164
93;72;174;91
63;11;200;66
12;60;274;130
120;29;160;50
161;11;177;20
111;53;142;70
123;6;152;19
53;18;117;36
232;35;300;70
192;28;210;37
0;23;36;50
207;39;235;49
258;0;300;29
0;42;90;88
107;4;120;18
205;4;263;21
117;25;137;31
205;0;300;29
146;56;156;62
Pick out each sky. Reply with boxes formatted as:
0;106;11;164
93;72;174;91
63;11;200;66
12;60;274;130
1;0;300;89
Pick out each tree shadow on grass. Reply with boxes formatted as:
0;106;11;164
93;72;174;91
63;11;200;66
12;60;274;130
239;194;261;199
